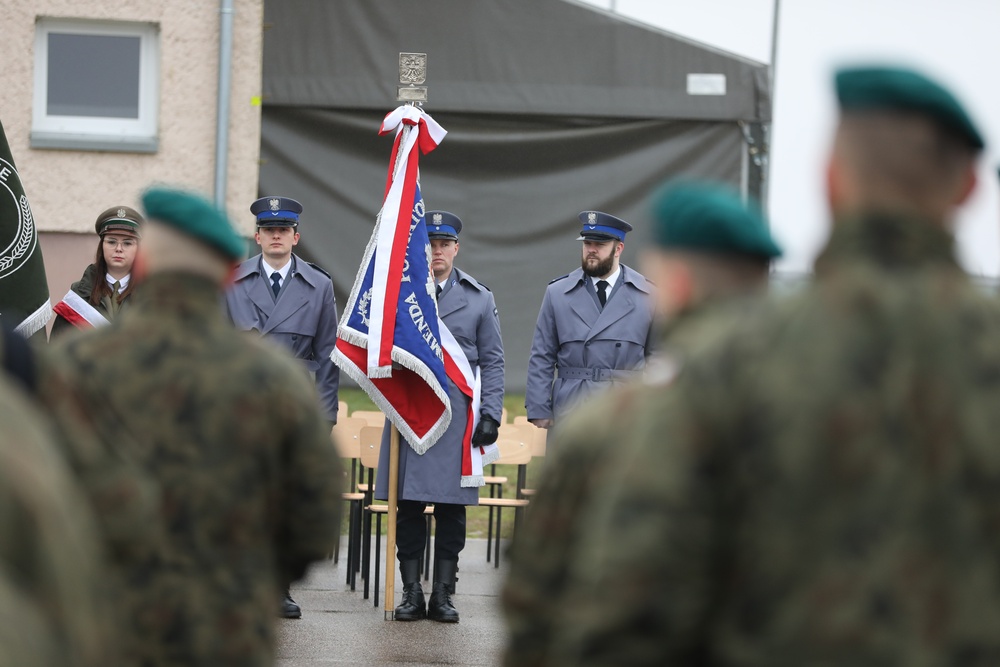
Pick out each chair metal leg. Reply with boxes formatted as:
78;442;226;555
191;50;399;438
486;504;494;563
363;507;371;600
494;506;502;568
348;502;359;591
515;464;528;527
346;503;354;584
361;470;374;585
352;501;363;579
487;472;495;562
333;520;341;564
362;502;372;585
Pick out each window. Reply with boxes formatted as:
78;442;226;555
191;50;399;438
32;18;159;152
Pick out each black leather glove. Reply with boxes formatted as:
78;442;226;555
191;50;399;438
472;415;500;446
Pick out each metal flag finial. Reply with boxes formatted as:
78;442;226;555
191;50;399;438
398;52;428;103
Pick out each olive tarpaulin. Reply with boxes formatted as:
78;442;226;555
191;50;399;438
260;0;771;390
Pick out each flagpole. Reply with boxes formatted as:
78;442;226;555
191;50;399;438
382;52;430;620
385;424;400;618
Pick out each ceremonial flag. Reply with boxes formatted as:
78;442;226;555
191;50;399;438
0;119;50;337
332;105;453;452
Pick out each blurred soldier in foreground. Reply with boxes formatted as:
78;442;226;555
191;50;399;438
44;187;342;666
539;66;996;666
0;326;115;666
525;211;654;431
502;182;781;667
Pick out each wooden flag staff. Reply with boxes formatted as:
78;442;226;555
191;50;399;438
385;424;400;620
384;52;429;620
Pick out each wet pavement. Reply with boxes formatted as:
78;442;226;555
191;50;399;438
276;538;510;666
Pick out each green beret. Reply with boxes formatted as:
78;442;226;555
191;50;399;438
835;65;984;150
140;187;245;261
651;181;782;260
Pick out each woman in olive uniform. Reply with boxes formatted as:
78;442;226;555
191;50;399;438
51;206;143;336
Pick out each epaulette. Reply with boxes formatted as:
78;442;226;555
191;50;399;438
306;262;332;280
548;274;570;285
458;271;490;292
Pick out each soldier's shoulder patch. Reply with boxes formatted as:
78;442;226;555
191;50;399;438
548;274;570;285
305;262;332;280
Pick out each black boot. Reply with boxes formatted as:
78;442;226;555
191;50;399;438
427;559;460;623
281;590;301;619
394;559;426;621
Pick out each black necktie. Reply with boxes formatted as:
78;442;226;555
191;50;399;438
270;272;281;298
597;280;609;307
436;284;443;299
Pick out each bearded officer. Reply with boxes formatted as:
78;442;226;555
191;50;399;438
225;196;339;619
503;182;781;667
525;212;654;430
376;210;504;623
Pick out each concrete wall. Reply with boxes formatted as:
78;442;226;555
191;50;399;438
2;0;264;324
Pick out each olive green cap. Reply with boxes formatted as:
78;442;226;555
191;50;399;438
651;181;782;260
94;205;143;238
140;187;245;261
835;65;984;150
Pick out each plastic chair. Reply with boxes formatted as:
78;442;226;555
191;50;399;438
350;410;387;427
478;437;531;567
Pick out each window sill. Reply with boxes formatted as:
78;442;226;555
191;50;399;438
29;132;158;154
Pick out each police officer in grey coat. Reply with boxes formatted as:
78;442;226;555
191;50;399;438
224;196;340;618
526;212;654;430
375;210;504;623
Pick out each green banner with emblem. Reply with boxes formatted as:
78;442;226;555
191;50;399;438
0;118;50;337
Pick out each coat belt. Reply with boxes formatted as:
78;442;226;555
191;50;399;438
557;366;640;382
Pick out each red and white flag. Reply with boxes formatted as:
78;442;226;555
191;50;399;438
332;106;498;480
332;106;454;452
52;290;109;330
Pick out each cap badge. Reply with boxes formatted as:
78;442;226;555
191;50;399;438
587;212;597;228
433;213;443;223
269;198;280;212
117;208;126;218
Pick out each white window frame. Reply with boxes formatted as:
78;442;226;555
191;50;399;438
32;18;160;153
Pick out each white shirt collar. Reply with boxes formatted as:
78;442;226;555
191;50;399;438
262;258;292;283
105;273;130;292
592;265;620;290
437;269;454;288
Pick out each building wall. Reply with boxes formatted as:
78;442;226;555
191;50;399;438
1;0;264;324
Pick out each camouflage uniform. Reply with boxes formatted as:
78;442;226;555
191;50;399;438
546;215;1000;666
502;299;749;667
0;371;115;666
45;271;342;666
0;571;61;667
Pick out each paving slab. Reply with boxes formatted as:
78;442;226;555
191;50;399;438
276;538;511;666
